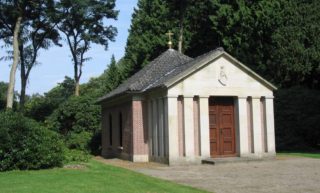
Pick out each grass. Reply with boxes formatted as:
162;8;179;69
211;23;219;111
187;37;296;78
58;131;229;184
0;160;209;193
277;152;320;159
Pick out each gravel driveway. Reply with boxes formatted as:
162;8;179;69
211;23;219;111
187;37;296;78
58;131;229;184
136;156;320;193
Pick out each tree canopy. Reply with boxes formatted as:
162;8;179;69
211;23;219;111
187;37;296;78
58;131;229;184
56;0;119;96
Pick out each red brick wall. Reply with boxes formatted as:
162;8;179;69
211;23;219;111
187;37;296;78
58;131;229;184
101;102;133;158
132;100;149;155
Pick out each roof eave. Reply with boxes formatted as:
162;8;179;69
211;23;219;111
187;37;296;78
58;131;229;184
96;90;144;105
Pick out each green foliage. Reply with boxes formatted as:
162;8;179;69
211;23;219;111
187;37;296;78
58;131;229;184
81;55;121;99
270;0;320;88
65;131;92;151
0;111;64;171
56;0;119;95
0;82;18;111
63;149;91;163
275;87;320;151
47;95;101;154
105;55;121;91
48;96;100;135
123;0;172;77
209;0;320;88
0;82;7;110
24;76;75;122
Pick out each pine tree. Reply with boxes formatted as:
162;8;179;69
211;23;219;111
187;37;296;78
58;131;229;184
105;55;120;91
122;0;172;77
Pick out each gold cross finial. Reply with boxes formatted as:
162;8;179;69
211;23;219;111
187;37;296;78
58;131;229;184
166;30;174;49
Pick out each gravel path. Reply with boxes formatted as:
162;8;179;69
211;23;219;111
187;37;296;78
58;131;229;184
135;156;320;193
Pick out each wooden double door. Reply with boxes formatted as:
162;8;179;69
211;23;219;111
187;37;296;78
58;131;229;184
209;97;236;157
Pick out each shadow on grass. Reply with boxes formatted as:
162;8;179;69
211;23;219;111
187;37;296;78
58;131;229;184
277;151;320;159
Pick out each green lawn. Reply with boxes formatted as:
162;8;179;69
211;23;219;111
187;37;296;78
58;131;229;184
277;152;320;159
0;160;208;193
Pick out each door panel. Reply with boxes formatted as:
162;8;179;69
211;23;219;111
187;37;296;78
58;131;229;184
209;97;236;157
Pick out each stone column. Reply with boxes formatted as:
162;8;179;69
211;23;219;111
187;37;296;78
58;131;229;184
199;97;210;158
152;99;158;156
184;97;195;157
252;97;263;156
167;97;179;163
238;96;249;156
265;97;276;154
158;98;164;157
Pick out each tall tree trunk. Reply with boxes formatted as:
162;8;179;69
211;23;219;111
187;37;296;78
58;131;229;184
19;44;26;111
178;24;183;53
75;78;80;96
6;16;22;109
20;74;27;111
74;61;80;96
178;1;185;53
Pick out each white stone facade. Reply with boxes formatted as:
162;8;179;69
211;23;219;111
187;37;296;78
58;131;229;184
146;56;276;165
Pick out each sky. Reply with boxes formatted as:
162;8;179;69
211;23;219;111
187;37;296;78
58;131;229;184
0;0;138;95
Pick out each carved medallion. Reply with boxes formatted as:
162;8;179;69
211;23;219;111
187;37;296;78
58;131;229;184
218;66;228;86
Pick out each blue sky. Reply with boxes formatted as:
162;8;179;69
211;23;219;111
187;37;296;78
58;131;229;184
0;0;138;95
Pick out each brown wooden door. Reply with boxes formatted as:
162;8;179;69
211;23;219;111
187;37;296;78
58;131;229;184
209;97;236;157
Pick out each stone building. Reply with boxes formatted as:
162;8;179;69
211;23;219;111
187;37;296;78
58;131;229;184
97;48;277;165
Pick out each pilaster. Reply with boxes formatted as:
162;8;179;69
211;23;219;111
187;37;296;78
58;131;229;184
265;97;276;154
167;97;179;163
238;97;250;156
183;97;195;157
199;97;210;157
252;97;263;156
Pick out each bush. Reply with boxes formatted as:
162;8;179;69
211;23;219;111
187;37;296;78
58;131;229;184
24;95;56;122
65;131;92;151
63;149;91;163
0;111;64;171
47;96;101;154
275;87;320;151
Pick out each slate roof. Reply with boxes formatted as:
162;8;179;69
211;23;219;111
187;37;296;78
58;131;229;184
98;49;193;101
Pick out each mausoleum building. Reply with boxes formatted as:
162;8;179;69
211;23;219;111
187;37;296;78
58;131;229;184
98;48;277;165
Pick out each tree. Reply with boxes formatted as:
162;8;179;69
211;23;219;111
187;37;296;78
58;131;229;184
105;55;120;91
24;76;75;122
80;55;121;98
0;0;58;109
122;0;216;78
0;0;22;109
56;0;118;96
18;0;61;111
270;0;320;88
122;0;172;77
209;0;320;88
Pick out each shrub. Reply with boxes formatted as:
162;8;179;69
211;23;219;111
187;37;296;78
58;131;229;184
0;111;64;171
24;95;56;122
47;96;101;154
63;149;91;163
275;87;320;151
65;131;92;151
